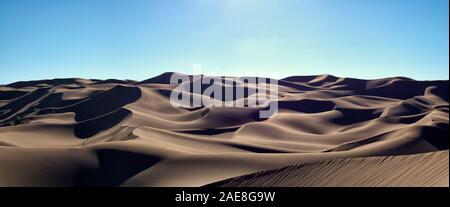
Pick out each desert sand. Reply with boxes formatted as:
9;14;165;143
0;73;448;187
210;150;448;187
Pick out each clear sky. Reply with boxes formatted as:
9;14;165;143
0;0;448;84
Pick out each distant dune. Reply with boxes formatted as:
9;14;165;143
0;73;448;186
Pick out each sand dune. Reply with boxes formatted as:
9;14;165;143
0;73;448;186
209;150;449;187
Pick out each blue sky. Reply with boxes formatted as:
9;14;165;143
0;0;448;83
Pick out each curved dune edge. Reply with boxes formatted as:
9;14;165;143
0;73;448;186
207;150;449;187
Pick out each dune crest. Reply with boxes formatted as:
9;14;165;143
0;74;448;186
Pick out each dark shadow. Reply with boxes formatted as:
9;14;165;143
75;149;161;186
331;108;382;125
0;90;28;100
176;126;240;135
358;80;448;100
6;78;85;88
422;125;449;150
74;108;131;138
278;99;335;113
226;143;288;153
0;88;48;121
71;85;141;121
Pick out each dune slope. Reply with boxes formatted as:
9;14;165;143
209;150;449;187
